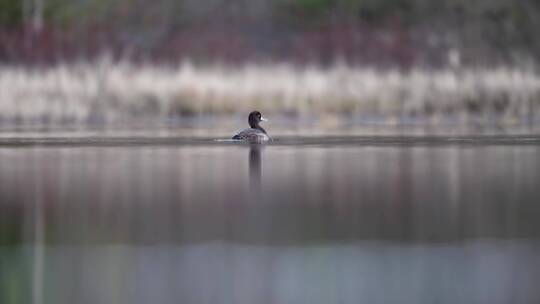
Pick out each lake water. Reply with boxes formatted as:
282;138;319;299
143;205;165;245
1;134;540;304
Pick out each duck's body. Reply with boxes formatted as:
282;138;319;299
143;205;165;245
233;128;270;142
232;111;270;142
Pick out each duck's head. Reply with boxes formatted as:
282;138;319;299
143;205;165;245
248;111;268;128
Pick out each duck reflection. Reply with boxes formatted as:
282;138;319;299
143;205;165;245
249;144;263;193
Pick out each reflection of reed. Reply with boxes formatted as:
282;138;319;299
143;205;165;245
32;157;44;304
249;144;262;194
1;145;540;245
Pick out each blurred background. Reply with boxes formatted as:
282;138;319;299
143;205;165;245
0;0;539;133
2;2;540;304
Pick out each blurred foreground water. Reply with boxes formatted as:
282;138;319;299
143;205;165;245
1;134;540;304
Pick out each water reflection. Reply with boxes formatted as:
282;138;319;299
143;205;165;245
0;141;540;304
249;144;263;193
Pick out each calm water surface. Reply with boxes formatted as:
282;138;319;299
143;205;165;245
1;135;540;304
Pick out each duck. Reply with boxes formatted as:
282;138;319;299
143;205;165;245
232;111;270;142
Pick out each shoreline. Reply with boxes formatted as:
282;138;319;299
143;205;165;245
1;60;539;129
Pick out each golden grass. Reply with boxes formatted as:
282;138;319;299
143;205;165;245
0;58;539;125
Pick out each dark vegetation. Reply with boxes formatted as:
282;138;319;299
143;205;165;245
1;0;540;66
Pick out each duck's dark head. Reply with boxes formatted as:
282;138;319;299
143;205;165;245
248;111;268;132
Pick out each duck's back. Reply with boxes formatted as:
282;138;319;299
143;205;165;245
232;128;270;142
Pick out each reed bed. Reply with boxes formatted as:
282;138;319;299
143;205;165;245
0;59;539;126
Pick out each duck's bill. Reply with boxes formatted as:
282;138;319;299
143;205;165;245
261;116;268;122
